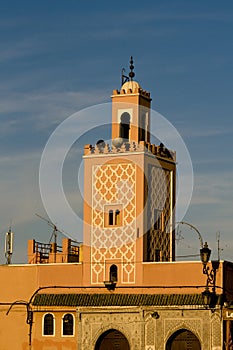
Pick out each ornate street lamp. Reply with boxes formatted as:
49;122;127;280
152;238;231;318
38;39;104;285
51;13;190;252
200;241;219;296
177;222;219;306
199;242;219;310
200;241;211;265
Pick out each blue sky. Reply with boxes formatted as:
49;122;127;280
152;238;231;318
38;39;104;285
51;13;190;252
0;1;233;263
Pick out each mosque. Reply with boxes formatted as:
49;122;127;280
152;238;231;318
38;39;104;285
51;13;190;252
0;58;233;350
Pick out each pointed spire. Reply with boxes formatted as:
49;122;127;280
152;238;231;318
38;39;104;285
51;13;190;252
129;56;135;81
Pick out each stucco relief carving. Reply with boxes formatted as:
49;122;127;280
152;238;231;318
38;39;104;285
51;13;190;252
145;318;155;346
79;308;142;350
211;312;222;348
91;163;136;284
78;308;220;350
164;316;203;346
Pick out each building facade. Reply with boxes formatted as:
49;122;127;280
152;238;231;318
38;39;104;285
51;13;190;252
0;59;233;349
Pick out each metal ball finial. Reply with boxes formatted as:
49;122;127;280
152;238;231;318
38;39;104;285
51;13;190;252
129;56;135;81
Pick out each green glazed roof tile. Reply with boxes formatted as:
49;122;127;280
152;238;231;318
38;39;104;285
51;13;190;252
32;293;218;307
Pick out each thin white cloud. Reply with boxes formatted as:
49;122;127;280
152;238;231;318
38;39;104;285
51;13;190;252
0;89;108;134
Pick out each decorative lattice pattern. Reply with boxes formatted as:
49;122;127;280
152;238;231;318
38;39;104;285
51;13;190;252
79;309;142;350
91;163;136;284
211;314;221;348
147;165;172;261
146;319;155;346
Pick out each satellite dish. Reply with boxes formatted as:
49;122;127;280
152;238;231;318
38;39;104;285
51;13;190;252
112;138;124;148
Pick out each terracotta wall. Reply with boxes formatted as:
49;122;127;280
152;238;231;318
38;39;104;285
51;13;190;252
0;263;82;350
142;260;224;295
0;259;229;349
33;310;77;350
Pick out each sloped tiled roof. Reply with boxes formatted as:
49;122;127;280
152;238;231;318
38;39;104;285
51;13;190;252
32;293;217;307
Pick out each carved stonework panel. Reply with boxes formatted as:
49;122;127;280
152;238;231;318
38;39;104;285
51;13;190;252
164;317;203;344
77;307;223;350
78;308;142;350
91;163;136;284
145;319;155;346
211;313;222;348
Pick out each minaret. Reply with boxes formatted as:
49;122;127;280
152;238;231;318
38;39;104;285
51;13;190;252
83;58;176;286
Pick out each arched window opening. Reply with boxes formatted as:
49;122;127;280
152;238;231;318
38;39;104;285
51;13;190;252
43;313;54;336
62;313;74;336
120;112;130;140
109;210;114;225
110;264;118;282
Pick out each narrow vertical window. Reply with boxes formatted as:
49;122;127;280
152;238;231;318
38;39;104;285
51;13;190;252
43;313;54;336
120;112;130;140
109;210;113;225
110;264;118;282
105;205;123;227
115;209;120;225
62;313;74;336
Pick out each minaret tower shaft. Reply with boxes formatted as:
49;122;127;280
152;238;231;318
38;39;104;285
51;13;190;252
83;58;176;286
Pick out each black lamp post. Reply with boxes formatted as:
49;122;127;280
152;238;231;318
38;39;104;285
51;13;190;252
200;242;219;306
200;242;216;287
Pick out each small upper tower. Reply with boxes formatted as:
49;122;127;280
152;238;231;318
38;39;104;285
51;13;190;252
111;57;151;143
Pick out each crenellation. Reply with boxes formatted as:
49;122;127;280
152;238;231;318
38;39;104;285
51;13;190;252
83;141;176;161
103;143;111;153
112;87;150;97
84;143;93;155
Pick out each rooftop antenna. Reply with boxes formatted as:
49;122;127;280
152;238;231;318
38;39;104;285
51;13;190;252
35;213;59;245
216;231;223;261
5;227;14;265
35;213;79;244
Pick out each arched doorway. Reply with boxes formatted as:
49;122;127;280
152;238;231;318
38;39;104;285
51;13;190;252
166;328;201;350
95;329;130;350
